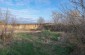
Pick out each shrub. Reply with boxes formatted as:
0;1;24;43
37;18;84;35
41;30;60;41
53;44;75;55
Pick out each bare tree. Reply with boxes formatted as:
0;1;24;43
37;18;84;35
0;8;2;19
70;0;85;23
37;17;45;30
51;11;64;31
58;0;85;55
52;11;62;24
49;0;85;55
0;8;16;45
37;17;45;24
68;1;85;55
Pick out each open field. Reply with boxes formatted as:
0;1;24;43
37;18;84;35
0;0;85;55
0;30;74;55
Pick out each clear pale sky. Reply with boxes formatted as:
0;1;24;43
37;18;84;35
0;0;69;23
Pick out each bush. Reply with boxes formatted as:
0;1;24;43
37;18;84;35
53;44;75;55
41;30;51;37
41;30;60;41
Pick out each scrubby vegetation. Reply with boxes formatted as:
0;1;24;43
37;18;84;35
0;30;75;55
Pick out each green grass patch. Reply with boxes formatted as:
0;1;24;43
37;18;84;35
0;40;51;55
0;31;75;55
16;33;33;40
41;30;60;41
